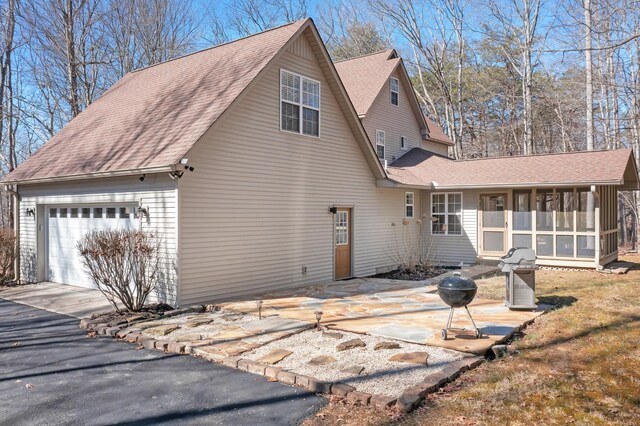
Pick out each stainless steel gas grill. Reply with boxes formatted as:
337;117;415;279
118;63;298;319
498;247;538;310
437;272;483;340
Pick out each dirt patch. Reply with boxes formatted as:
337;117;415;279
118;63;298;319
83;303;174;328
373;266;454;281
0;280;20;291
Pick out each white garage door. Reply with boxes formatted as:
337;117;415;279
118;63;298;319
47;205;139;288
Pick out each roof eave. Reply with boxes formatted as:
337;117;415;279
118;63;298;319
385;179;626;190
2;165;174;186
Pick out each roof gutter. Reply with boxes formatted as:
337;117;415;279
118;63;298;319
1;165;175;186
382;178;625;190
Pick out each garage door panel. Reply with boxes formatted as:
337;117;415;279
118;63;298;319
47;205;139;288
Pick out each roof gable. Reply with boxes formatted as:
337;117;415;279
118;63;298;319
5;19;385;184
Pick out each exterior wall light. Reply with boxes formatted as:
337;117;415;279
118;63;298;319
25;208;35;217
328;206;337;214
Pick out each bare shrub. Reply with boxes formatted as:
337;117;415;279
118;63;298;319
0;228;17;281
77;229;162;312
386;214;437;273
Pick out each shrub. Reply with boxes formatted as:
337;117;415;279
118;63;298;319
77;229;161;312
0;228;17;282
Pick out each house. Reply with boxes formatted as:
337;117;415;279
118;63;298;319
3;19;637;306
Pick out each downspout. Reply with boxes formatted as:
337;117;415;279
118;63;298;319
5;185;19;282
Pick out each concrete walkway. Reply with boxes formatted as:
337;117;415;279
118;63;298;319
0;282;111;318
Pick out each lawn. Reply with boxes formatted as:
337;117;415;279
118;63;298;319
305;257;640;425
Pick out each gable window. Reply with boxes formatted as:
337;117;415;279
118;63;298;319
405;192;415;218
431;193;462;235
376;130;385;159
280;69;320;136
390;77;399;106
401;136;407;150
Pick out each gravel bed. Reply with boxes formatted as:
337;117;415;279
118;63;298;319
244;329;465;397
144;311;259;340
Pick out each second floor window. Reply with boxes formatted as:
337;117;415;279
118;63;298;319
281;70;320;136
405;192;414;218
390;77;399;106
376;130;385;159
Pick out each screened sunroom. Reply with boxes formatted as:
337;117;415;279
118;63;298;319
386;147;639;269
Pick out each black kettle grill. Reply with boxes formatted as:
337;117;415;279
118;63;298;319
437;272;483;340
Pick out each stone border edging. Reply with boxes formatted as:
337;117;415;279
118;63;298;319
79;315;486;413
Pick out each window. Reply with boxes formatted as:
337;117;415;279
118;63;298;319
93;208;103;218
577;188;596;231
405;192;414;218
376;130;385;159
431;193;462;235
536;190;556;231
81;208;90;218
556;189;575;231
400;136;407;150
49;208;57;218
280;70;320;136
390;77;399;106
59;208;68;218
70;208;78;218
106;208;116;219
120;207;130;219
335;211;348;245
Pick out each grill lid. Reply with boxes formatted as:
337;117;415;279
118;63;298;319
437;273;477;291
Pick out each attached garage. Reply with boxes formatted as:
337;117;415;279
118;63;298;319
46;205;139;288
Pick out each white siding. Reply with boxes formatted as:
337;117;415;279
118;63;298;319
178;31;421;304
18;174;178;304
421;140;449;157
422;189;478;265
363;69;422;163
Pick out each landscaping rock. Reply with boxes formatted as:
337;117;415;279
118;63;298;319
155;340;170;351
331;383;355;398
106;327;121;337
258;349;293;365
370;394;397;410
184;319;213;328
295;375;311;388
422;371;449;389
346;391;371;406
389;352;429;365
336;338;366;351
322;331;344;339
307;378;332;394
175;333;204;342
341;365;365;375
167;341;186;354
125;333;140;343
308;355;336;366
396;387;424;412
146;324;180;336
246;361;266;375
126;314;146;323
221;356;240;368
374;341;401;351
491;344;508;358
277;370;296;385
142;338;157;350
264;366;282;378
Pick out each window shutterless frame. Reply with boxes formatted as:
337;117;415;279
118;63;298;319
431;192;463;236
390;77;399;106
375;129;385;160
279;69;321;138
405;191;414;218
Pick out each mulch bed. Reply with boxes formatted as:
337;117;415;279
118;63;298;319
83;303;174;328
373;266;455;281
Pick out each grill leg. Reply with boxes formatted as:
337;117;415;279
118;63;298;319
464;305;482;338
446;307;455;330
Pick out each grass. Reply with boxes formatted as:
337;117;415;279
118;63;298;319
304;257;640;426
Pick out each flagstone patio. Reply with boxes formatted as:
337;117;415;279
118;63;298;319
220;267;546;355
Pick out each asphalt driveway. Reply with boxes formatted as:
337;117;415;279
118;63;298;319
0;299;325;425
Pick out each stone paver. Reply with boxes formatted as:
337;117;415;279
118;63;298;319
336;338;366;351
389;352;429;365
308;355;336;366
258;349;293;365
221;267;544;354
374;341;401;350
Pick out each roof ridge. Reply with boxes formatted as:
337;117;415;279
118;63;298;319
454;148;631;163
131;19;308;74
333;48;395;64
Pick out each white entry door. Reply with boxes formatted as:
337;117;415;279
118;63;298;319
47;205;139;288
